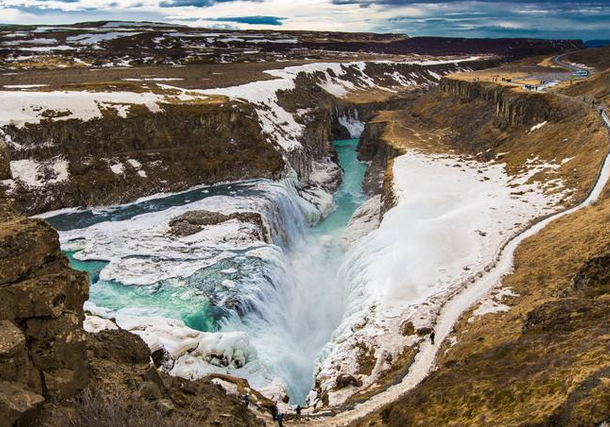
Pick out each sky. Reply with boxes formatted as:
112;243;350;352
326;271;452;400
1;0;609;41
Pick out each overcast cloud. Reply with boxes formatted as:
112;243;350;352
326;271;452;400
1;0;608;41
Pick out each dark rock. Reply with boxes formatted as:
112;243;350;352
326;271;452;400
335;373;363;389
87;328;150;365
400;321;416;336
168;210;269;242
0;218;60;285
0;381;45;427
42;369;81;402
0;320;42;393
0;268;88;320
0;142;10;180
416;327;433;336
151;347;171;369
572;253;610;296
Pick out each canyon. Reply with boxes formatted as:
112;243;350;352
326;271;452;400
1;22;609;427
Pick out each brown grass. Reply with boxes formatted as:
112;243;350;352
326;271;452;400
62;388;203;427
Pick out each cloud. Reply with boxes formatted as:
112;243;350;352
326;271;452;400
159;0;250;8
332;0;607;4
0;0;609;41
208;14;285;25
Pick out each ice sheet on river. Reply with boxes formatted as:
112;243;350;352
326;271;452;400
60;177;324;286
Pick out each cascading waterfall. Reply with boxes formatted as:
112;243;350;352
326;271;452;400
44;135;367;405
222;138;368;403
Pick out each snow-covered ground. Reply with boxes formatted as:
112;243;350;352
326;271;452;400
310;124;610;425
310;150;568;408
0;90;167;128
6;157;68;188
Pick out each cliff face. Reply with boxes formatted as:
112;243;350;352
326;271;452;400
2;102;284;216
0;197;89;426
356;120;400;207
439;78;555;126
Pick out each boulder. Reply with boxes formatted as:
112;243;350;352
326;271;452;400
0;381;45;427
0;218;60;285
0;269;88;320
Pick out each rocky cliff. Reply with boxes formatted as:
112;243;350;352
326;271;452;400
439;78;556;126
2;101;284;215
0;195;89;425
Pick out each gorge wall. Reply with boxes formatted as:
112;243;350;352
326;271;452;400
342;77;610;426
2;101;283;215
0;58;497;216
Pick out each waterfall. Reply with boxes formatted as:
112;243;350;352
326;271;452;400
223;138;367;404
338;109;365;139
48;138;367;405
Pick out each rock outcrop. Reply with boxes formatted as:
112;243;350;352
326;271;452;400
168;210;269;242
0;197;88;427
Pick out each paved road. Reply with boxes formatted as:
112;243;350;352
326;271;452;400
552;51;590;77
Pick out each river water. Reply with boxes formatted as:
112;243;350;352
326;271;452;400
45;138;367;404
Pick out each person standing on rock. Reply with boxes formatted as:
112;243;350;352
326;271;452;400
430;331;436;345
269;402;279;420
242;393;249;408
295;405;302;421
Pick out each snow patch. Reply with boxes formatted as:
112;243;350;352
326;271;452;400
468;287;519;322
9;157;68;188
313;150;566;407
530;121;548;133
